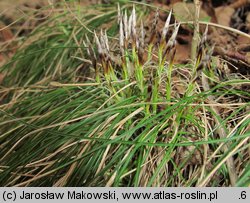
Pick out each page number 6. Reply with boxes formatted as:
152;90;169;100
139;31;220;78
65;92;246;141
240;191;246;200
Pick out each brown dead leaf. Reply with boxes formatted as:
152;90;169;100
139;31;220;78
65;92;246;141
237;35;250;47
215;6;235;26
229;0;250;9
173;2;209;22
0;73;5;85
246;12;250;31
175;43;190;63
246;52;250;64
0;22;14;42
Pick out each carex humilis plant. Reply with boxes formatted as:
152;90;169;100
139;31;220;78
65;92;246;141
0;2;249;187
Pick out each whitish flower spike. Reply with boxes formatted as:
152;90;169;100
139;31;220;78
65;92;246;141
128;11;132;38
162;9;172;41
117;3;121;24
94;31;102;54
201;24;208;46
119;16;124;49
166;22;180;49
85;34;96;59
132;4;136;25
100;29;106;51
152;8;159;31
140;20;145;48
124;11;128;40
104;30;109;52
131;5;137;39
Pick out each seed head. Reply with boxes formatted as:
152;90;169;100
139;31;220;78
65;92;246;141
149;8;159;44
104;30;110;52
128;11;132;39
117;3;121;24
94;31;102;55
84;35;97;70
132;5;136;25
152;8;159;32
166;22;180;50
131;5;137;40
119;16;124;50
124;11;128;40
196;25;208;64
200;24;208;47
162;9;172;42
140;20;145;49
85;34;95;58
100;29;105;50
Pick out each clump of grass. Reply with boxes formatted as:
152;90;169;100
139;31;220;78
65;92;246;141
0;1;123;87
0;2;249;186
92;6;181;115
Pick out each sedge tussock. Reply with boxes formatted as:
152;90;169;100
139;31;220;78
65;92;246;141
0;2;249;187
